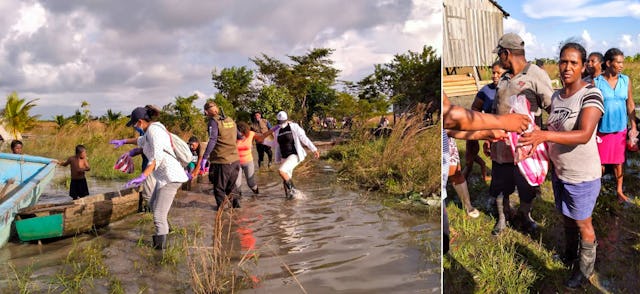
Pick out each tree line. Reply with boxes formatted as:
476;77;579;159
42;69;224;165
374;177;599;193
1;46;440;140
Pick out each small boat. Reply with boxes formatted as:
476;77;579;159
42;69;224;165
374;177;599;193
14;187;141;242
0;152;56;247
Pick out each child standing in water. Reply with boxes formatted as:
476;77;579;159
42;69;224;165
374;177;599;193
59;145;91;199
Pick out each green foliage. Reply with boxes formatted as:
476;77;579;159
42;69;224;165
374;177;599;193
70;109;87;125
251;85;295;122
211;66;254;111
326;107;440;197
252;48;340;126
1;91;40;139
372;46;441;113
161;94;207;138
101;109;122;125
213;93;237;120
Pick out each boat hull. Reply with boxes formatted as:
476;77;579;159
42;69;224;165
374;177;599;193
15;188;141;242
0;153;56;247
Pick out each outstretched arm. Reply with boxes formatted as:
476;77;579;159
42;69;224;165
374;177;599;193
519;107;602;156
443;93;530;132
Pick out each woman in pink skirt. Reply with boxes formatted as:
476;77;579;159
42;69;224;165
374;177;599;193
594;48;637;203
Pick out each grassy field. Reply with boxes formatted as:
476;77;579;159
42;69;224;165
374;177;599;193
324;107;441;216
444;95;640;293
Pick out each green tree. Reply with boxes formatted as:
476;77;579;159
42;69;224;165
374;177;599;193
251;85;295;123
161;94;206;137
101;109;122;125
54;114;68;129
372;46;441;114
71;109;86;125
211;66;254;111
212;93;237;120
0;92;40;139
252;48;340;125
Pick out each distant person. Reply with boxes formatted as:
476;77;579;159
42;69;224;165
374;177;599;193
250;111;274;169
583;52;603;85
113;106;188;250
489;32;554;235
464;61;506;181
519;43;603;290
267;111;319;199
202;102;242;209
186;136;204;178
236;122;276;196
10;140;23;154
594;48;637;203
59;145;91;200
378;116;389;128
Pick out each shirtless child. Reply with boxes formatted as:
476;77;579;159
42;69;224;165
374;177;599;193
59;145;91;199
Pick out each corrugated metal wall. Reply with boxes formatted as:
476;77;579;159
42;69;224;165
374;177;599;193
443;0;505;68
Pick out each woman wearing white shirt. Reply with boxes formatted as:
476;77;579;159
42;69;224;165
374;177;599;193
115;106;188;250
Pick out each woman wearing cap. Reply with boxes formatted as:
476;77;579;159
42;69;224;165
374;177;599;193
594;48;637;203
268;111;320;198
110;106;188;250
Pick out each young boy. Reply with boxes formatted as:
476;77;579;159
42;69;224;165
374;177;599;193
59;145;91;199
10;140;23;154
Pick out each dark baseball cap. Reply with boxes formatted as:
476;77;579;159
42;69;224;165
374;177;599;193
126;107;148;127
493;33;525;53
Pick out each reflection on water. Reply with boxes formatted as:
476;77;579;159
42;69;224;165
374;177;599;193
0;161;440;293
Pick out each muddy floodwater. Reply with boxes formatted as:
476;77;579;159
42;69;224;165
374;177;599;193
0;161;440;293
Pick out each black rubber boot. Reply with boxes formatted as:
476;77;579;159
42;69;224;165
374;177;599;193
251;185;259;195
563;226;580;266
284;180;297;199
492;194;507;235
152;235;167;250
518;201;538;235
232;196;241;208
566;240;597;289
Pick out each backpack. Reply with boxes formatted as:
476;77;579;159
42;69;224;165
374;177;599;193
167;132;192;167
149;123;192;167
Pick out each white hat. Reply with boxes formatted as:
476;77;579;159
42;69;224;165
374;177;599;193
276;111;288;121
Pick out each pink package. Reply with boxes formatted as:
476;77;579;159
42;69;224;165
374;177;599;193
507;95;549;186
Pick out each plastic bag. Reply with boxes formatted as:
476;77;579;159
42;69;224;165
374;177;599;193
627;128;639;152
114;153;134;174
507;94;549;186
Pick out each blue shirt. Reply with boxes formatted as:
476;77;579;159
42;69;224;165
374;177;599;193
476;83;497;113
594;74;629;133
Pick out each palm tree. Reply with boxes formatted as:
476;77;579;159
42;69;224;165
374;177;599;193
54;114;68;129
104;109;122;124
1;92;40;139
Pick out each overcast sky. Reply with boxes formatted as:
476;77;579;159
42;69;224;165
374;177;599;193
501;0;640;60
0;0;441;119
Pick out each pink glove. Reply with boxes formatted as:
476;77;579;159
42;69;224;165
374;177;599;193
110;139;127;148
125;174;147;188
200;159;208;171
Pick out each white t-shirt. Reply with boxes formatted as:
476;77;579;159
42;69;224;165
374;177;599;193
137;122;188;187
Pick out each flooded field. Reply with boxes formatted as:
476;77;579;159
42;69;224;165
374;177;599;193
0;161;440;293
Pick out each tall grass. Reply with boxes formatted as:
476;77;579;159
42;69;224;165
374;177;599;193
186;204;257;293
325;106;441;207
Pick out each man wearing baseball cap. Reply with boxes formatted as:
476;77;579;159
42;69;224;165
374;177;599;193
266;111;320;199
489;32;554;236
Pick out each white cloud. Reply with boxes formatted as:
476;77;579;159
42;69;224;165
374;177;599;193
523;0;640;21
581;30;594;52
11;3;46;37
504;17;551;58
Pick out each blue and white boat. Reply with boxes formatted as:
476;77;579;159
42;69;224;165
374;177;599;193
0;153;56;247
